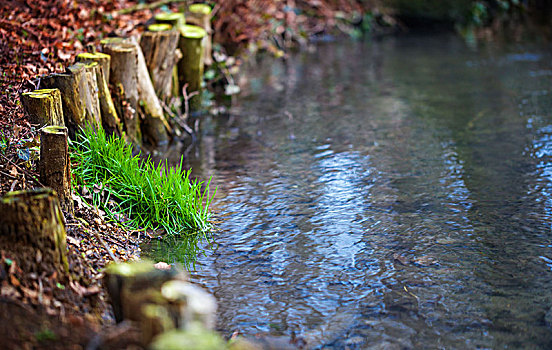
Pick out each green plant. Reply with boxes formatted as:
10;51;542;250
70;126;215;266
35;328;57;342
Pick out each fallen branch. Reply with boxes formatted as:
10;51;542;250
0;152;44;188
117;0;188;15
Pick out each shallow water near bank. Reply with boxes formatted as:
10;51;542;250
145;34;552;348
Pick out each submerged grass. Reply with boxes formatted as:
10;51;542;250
70;126;215;266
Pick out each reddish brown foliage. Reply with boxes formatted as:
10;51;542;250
212;0;374;52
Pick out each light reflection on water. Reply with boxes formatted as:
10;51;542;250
145;34;552;348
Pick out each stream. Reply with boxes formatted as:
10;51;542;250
146;33;552;348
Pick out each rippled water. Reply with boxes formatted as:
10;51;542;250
147;34;552;348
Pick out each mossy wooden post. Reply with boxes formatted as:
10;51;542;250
177;25;206;112
154;13;186;99
154;12;185;27
103;260;177;323
20;88;64;127
42;63;102;138
161;280;217;330
128;37;171;146
102;39;142;145
75;62;103;130
39;126;73;215
186;3;212;66
140;24;181;101
76;52;123;137
0;188;69;276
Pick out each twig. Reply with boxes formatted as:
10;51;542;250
0;152;44;187
91;229;119;263
0;170;17;180
159;99;195;138
9;180;18;192
117;0;187;15
182;83;199;122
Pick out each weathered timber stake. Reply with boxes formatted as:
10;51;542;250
177;25;206;112
80;62;104;129
76;51;111;82
149;327;225;350
103;260;179;323
20;88;64;127
102;39;142;145
39;126;73;215
186;3;212;66
154;12;185;27
160;280;217;330
0;188;69;277
129;36;171;146
153;13;185;100
140;24;181;101
76;52;123;137
42;63;102;137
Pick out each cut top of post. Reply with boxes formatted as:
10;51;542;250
147;23;174;32
77;52;111;61
42;125;67;135
0;188;56;204
188;3;212;15
155;12;186;25
179;24;206;39
21;88;59;99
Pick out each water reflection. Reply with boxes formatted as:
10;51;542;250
145;34;552;348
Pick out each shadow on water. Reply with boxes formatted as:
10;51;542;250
144;34;552;348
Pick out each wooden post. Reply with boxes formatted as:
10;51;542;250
39;126;73;216
186;3;213;66
102;39;142;146
20;88;64;127
154;13;186;100
42;63;102;138
140;24;181;101
0;188;69;276
177;25;206;112
154;12;186;27
103;260;178;323
161;280;217;330
130;36;172;146
76;52;111;83
76;52;123;137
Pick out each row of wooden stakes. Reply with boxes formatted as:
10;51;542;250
21;5;213;148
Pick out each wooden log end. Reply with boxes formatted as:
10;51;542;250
42;125;66;135
154;12;185;26
21;88;65;126
148;23;174;32
0;188;69;275
77;52;111;61
178;24;206;39
188;3;212;15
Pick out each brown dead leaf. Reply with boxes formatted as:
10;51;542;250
9;274;20;288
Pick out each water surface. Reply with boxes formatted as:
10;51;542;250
148;34;552;348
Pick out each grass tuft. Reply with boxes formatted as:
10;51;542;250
70;126;215;266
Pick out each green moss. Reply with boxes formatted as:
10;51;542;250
77;52;110;60
150;327;225;350
148;23;173;32
23;88;58;98
155;12;185;26
104;260;156;276
179;24;206;39
42;125;66;135
188;3;211;15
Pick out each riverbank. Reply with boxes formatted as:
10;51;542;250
0;1;380;347
0;0;550;348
